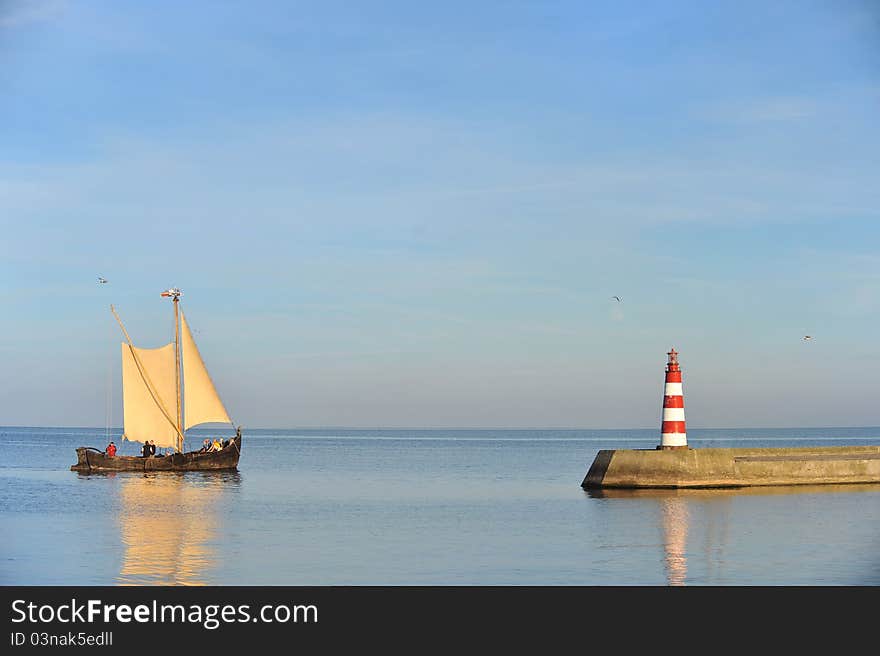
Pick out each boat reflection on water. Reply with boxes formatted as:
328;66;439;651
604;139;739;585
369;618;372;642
586;483;880;586
116;472;240;586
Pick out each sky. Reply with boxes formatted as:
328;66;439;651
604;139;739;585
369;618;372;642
1;0;878;429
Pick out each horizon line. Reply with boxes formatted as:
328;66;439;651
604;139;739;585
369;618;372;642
2;424;880;432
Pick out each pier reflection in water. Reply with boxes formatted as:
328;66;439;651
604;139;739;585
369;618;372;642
116;472;241;586
586;484;880;586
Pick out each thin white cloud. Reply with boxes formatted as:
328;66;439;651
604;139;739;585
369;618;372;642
2;112;879;276
0;0;65;29
698;96;818;124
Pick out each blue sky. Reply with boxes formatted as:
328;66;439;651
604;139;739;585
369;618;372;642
1;0;878;428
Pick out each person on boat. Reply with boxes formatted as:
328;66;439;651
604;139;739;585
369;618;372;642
199;439;211;453
141;442;151;457
106;441;117;457
209;438;223;452
149;440;157;456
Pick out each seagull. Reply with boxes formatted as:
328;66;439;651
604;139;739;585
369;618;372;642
97;277;108;284
611;296;621;302
803;335;812;341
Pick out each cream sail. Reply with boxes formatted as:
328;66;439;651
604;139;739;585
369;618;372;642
180;311;232;431
120;342;179;449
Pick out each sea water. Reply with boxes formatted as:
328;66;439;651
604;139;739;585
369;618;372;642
1;426;879;585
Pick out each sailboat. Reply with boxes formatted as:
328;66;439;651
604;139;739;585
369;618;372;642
71;288;242;473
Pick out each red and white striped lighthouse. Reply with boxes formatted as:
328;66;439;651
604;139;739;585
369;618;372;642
659;347;687;450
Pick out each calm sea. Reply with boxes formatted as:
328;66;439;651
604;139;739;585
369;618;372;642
1;426;879;586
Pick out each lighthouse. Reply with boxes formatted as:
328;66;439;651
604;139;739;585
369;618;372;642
659;348;687;450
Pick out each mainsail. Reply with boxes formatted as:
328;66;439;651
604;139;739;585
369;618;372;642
121;342;179;449
180;310;232;430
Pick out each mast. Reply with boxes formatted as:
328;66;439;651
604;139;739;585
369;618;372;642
174;296;182;453
161;288;184;452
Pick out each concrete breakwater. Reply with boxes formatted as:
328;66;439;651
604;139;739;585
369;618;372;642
582;445;880;489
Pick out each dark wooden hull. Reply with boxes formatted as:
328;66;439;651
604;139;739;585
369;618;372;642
70;435;242;473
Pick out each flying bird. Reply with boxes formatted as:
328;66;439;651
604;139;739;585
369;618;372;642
803;335;812;341
611;296;621;302
97;277;108;284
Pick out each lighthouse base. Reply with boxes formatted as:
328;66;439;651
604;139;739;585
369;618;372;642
582;445;880;489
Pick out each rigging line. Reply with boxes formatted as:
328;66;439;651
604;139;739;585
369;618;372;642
106;360;112;444
106;316;112;444
104;292;113;446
